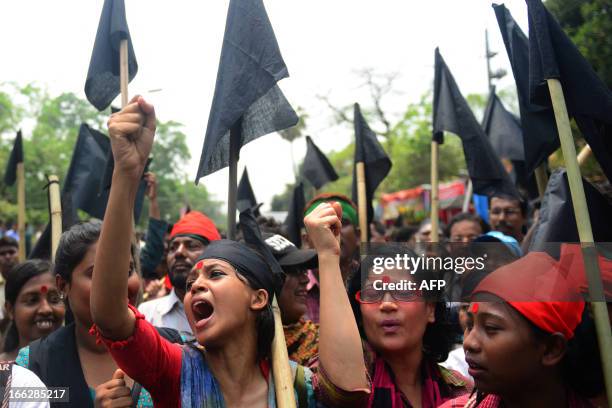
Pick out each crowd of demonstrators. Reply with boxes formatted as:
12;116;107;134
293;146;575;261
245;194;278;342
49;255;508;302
0;97;604;408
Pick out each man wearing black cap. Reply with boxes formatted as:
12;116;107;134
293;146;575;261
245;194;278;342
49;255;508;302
263;233;320;367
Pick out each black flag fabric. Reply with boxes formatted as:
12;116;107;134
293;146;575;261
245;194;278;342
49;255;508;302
239;208;284;298
28;191;78;260
195;0;298;183
237;168;258;213
85;0;138;111
482;89;524;162
525;0;612;181
433;48;518;198
284;182;306;247
482;89;539;199
64;124;147;221
493;4;559;175
352;103;392;226
3;130;23;186
302;136;338;190
529;169;612;256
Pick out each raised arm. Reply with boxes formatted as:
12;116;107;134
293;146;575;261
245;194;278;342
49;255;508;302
91;96;156;340
304;202;369;391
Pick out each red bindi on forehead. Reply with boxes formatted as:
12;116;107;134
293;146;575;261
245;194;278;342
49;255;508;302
470;302;479;314
40;285;48;294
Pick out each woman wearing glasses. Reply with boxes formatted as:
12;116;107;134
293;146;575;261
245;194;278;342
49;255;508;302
349;246;472;407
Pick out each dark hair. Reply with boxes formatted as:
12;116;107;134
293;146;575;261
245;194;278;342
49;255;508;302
348;245;454;362
231;244;275;362
3;260;53;352
524;307;604;399
391;226;418;243
0;237;18;249
54;221;102;282
445;212;490;238
55;221;140;283
488;193;528;217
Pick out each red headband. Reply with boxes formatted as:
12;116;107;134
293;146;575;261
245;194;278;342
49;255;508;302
170;211;221;242
474;252;584;339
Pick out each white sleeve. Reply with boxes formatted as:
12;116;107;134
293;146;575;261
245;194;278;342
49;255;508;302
8;365;50;408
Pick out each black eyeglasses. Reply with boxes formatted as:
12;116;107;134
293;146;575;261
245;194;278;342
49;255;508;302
355;287;423;304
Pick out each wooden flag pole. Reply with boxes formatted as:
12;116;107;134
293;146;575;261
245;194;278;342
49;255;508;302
120;39;129;108
227;122;240;240
430;141;439;243
462;179;473;212
271;296;297;408
534;164;549;199
547;78;612;398
577;145;592;166
16;162;26;261
356;162;368;243
48;175;62;263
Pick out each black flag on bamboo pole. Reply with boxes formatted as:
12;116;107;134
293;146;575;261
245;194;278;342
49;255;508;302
284;182;306;247
85;0;137;111
352;103;392;226
482;89;539;198
195;0;298;183
237;168;258;213
525;0;612;180
302;136;338;190
64;124;147;221
433;48;518;198
493;4;558;176
3;130;23;187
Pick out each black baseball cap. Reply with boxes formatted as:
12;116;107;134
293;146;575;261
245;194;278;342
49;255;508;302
263;233;317;270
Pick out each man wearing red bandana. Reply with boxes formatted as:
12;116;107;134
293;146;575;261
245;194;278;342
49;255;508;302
138;211;221;338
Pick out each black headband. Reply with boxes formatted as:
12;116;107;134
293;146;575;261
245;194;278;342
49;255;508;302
197;240;274;300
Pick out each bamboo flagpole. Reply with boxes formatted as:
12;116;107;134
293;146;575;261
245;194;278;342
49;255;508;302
227;121;241;240
547;78;612;398
271;296;297;408
430;141;440;243
48;175;62;263
356;162;368;243
120;40;129;108
462;179;473;213
16;162;26;261
534;164;549;199
577;145;592;166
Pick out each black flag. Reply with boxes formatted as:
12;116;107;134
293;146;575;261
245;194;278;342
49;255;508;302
482;89;539;199
85;0;138;111
525;0;612;180
433;48;518;197
284;182;306;247
195;0;298;183
302;136;338;190
239;208;284;297
529;169;612;256
64;124;147;221
493;4;559;175
482;89;524;162
29;190;78;260
237;168;258;213
352;103;392;226
3;130;23;186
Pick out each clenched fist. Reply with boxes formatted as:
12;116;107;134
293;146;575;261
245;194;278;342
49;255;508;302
304;202;342;257
107;95;156;180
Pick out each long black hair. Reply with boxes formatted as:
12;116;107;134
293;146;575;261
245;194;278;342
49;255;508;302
3;259;53;353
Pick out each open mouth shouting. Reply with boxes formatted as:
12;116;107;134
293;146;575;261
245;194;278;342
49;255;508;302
192;298;215;330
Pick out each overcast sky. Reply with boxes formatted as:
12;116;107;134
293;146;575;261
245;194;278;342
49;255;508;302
0;0;530;212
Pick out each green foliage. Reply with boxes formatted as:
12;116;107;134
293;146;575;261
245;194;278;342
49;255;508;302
0;84;222;230
270;93;467;211
547;0;612;87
